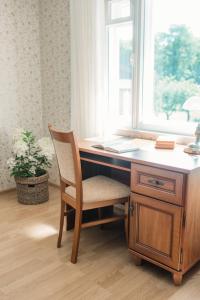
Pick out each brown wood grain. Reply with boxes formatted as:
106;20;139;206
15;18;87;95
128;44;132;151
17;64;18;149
79;137;200;284
131;163;185;205
48;125;129;264
182;169;200;272
79;138;200;173
129;193;183;270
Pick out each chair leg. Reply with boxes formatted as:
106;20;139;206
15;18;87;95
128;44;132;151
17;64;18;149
57;200;65;248
71;210;82;264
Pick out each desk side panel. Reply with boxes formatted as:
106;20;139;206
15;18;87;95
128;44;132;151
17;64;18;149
183;169;200;272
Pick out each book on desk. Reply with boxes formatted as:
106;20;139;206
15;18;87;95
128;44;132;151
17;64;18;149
92;138;139;153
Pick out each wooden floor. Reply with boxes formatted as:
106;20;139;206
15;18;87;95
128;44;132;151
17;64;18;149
1;187;200;300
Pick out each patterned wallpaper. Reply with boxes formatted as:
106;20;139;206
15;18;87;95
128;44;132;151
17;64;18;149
0;0;71;191
0;0;43;191
39;0;71;134
39;0;71;184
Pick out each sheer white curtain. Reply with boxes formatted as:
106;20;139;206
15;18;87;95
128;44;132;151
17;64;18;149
70;0;107;138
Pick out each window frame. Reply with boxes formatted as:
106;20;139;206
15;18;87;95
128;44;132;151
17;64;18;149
106;0;134;130
106;0;134;25
106;0;198;137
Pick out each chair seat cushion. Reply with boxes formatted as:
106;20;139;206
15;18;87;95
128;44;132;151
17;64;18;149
65;175;130;203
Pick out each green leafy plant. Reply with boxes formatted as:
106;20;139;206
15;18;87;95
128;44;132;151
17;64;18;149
154;24;200;120
7;129;54;178
154;78;200;120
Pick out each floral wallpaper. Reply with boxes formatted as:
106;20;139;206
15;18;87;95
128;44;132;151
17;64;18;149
39;0;71;185
0;0;71;191
0;0;43;191
40;0;71;134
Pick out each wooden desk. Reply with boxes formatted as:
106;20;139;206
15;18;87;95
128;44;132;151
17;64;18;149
79;138;200;285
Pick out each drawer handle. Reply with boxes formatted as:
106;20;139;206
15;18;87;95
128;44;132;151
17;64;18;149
148;178;164;186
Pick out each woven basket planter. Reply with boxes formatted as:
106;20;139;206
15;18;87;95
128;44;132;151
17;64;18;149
15;173;49;205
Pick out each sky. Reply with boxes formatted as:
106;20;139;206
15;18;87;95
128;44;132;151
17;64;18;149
153;0;200;37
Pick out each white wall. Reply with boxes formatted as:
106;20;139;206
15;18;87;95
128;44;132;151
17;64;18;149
0;0;71;191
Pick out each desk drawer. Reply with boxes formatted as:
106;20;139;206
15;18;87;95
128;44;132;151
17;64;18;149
131;163;184;205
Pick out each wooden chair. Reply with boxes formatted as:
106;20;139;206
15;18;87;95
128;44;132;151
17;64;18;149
48;125;130;263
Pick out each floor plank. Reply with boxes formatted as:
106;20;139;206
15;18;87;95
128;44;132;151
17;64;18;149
0;187;200;300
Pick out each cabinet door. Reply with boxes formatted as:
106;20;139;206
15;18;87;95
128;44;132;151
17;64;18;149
129;193;183;270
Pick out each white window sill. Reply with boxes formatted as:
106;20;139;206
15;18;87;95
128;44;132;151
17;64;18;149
115;128;195;146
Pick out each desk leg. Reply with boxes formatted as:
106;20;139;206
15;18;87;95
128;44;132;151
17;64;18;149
172;272;183;286
131;253;142;266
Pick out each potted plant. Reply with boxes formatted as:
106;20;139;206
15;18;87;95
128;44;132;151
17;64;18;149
7;129;54;204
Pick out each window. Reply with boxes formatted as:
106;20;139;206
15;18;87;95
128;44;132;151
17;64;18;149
106;0;200;135
106;0;133;130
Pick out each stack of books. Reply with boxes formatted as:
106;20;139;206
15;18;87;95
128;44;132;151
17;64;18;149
155;136;176;149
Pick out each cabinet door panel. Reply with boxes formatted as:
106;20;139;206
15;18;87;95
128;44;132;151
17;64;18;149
129;193;183;270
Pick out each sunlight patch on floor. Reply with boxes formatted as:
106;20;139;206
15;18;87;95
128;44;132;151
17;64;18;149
23;224;58;239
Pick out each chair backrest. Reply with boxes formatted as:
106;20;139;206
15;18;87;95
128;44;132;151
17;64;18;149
48;125;83;205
